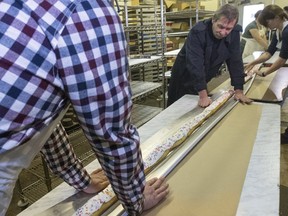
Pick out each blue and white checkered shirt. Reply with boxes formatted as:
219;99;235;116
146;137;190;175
0;0;145;214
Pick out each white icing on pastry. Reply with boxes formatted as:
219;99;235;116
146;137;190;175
74;185;115;216
74;90;233;215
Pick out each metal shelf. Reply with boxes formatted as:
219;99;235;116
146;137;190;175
124;25;162;32
129;56;162;69
167;31;189;37
164;49;180;57
131;104;162;127
120;2;165;104
165;9;214;20
19;177;63;204
131;81;162;102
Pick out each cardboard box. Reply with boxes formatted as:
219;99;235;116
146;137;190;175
164;0;176;10
177;2;190;10
176;1;203;11
131;0;139;6
171;22;189;31
168;37;186;49
142;0;154;4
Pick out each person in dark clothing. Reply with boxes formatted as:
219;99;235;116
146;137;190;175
283;6;288;144
245;5;288;144
167;4;252;108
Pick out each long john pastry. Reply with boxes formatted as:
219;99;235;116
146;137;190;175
74;90;234;216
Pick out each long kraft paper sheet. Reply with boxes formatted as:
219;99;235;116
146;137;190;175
246;68;288;102
246;72;277;101
143;103;262;216
210;69;287;102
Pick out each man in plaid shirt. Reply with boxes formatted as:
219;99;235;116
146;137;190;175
0;0;169;215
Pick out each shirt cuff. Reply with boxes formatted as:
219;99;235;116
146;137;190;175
124;196;145;216
62;160;91;190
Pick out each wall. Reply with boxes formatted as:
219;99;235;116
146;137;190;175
274;0;287;8
243;0;286;8
237;0;287;28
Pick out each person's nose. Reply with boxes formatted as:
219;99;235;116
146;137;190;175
220;29;229;37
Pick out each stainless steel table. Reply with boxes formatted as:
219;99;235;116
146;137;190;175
18;95;280;216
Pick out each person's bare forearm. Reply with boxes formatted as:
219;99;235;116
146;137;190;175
252;52;271;65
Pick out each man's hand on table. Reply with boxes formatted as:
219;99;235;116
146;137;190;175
82;168;109;194
143;177;169;211
198;89;212;108
234;89;253;104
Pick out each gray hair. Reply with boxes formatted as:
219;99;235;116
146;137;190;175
213;4;239;23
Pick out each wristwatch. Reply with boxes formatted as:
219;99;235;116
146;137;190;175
262;72;266;77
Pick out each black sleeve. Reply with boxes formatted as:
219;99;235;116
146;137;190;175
267;33;278;55
185;30;207;92
280;27;288;59
226;29;245;90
